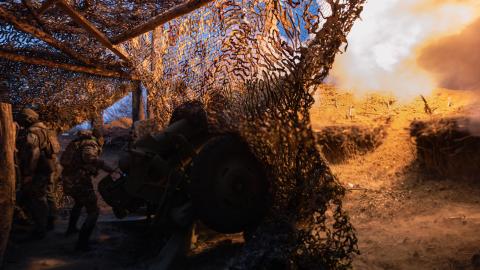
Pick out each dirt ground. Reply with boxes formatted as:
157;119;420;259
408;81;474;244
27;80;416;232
4;87;480;270
314;87;480;270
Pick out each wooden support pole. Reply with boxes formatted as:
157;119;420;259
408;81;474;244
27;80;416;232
0;102;16;268
91;111;104;144
0;50;137;80
0;6;97;67
132;81;145;122
56;0;131;63
146;94;154;120
147;28;157;120
111;0;214;45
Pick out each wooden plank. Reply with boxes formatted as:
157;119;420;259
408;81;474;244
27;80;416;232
0;50;137;80
0;102;16;268
111;0;214;45
147;27;157;119
37;0;58;15
0;6;98;67
56;0;131;62
132;81;145;122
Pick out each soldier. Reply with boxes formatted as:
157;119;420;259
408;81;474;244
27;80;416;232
16;108;61;240
61;129;114;251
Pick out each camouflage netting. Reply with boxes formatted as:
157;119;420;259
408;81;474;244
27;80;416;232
1;0;186;66
0;58;133;130
2;0;366;268
124;1;365;268
1;0;185;129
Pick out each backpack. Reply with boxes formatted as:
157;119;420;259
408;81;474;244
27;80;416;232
60;139;82;171
29;123;61;158
60;136;99;172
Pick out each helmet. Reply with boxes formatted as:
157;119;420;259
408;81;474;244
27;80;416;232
76;129;93;139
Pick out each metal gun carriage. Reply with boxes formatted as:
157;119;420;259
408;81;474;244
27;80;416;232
98;102;269;268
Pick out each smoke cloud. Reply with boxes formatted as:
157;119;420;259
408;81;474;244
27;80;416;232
418;18;480;90
329;0;479;100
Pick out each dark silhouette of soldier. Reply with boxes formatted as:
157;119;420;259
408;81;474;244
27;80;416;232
61;130;114;251
16;108;60;240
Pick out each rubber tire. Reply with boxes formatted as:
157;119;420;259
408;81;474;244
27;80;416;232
188;134;269;234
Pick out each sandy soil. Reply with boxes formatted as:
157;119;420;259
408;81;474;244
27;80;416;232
316;87;480;270
4;87;480;270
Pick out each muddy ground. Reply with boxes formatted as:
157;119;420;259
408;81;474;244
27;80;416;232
4;88;480;270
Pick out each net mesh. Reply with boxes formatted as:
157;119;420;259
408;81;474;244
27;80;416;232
2;0;365;267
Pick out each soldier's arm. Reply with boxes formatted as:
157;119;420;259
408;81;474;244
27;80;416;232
81;144;114;173
21;133;40;178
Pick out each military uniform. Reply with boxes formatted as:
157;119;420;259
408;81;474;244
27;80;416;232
16;109;60;239
61;130;114;251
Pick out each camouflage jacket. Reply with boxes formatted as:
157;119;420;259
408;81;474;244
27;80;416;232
62;137;113;177
17;122;59;179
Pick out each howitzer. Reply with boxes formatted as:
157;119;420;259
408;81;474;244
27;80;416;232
98;102;269;268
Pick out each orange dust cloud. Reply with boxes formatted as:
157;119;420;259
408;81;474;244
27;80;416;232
418;18;480;91
329;0;480;101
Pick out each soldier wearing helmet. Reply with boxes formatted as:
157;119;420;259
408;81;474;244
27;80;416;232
61;129;114;251
16;108;61;240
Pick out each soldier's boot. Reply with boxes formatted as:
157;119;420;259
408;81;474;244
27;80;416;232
75;210;98;252
65;204;82;236
75;226;94;252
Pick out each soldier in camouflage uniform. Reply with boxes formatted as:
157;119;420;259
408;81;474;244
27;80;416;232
61;129;114;251
16;108;61;240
